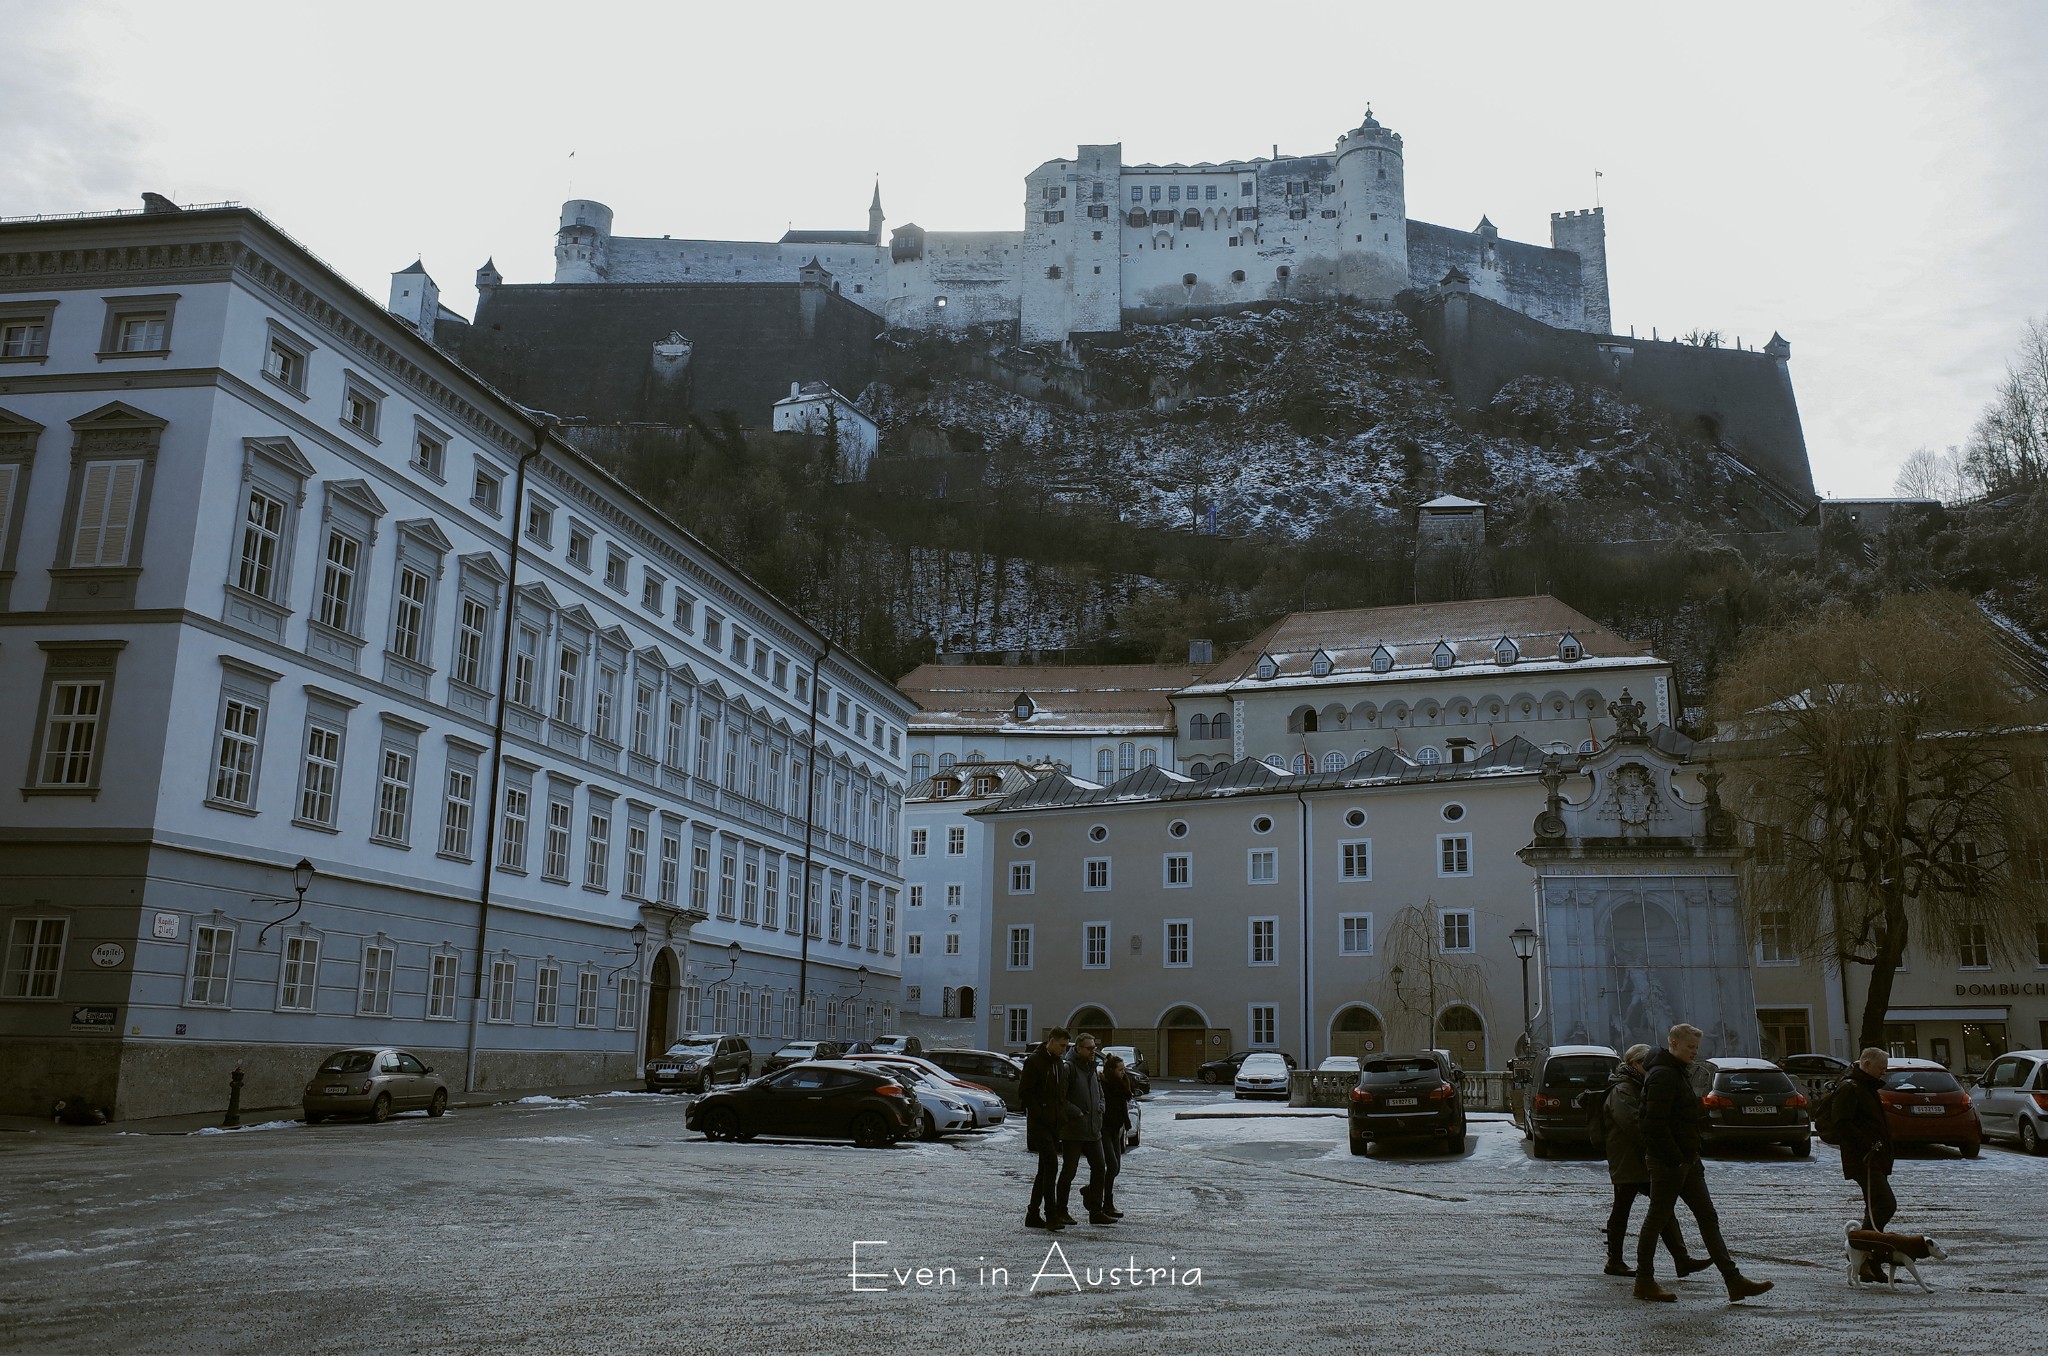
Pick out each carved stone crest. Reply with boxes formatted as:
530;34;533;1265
1610;764;1655;826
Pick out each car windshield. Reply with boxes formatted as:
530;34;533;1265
1718;1070;1794;1093
1544;1056;1615;1089
1242;1055;1286;1069
666;1041;718;1056
1885;1069;1962;1094
318;1051;375;1074
1363;1057;1437;1074
776;1044;816;1056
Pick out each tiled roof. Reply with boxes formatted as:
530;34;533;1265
898;663;1209;734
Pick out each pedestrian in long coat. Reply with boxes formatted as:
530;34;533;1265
1599;1043;1706;1278
1019;1028;1071;1230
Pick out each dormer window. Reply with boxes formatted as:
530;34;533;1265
1255;654;1279;681
1012;694;1035;721
1310;649;1334;677
1370;645;1394;674
1432;641;1455;671
1558;633;1583;663
1493;636;1518;666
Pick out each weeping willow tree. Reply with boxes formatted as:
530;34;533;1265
1380;903;1490;1056
1710;592;2048;1051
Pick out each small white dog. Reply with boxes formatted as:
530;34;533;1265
1845;1223;1949;1292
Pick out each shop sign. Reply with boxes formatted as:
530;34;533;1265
70;1005;118;1033
1954;982;2047;997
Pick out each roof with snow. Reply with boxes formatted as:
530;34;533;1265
898;663;1211;735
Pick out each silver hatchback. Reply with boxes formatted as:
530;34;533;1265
1969;1049;2048;1156
304;1047;449;1123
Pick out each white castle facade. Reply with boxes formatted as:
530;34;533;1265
553;110;1612;344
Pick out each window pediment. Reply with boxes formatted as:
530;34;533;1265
243;435;316;481
395;517;454;554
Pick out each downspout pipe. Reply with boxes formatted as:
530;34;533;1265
465;421;547;1093
1297;789;1314;1068
795;637;831;1034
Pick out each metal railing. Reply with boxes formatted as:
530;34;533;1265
1290;1068;1516;1112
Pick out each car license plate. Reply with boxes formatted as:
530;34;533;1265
323;1085;347;1095
1911;1105;1944;1115
1388;1097;1418;1107
1743;1105;1776;1115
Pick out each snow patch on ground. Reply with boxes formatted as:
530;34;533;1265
509;1096;587;1109
188;1120;301;1136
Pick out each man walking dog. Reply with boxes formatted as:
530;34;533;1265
1634;1023;1773;1303
1830;1047;1898;1283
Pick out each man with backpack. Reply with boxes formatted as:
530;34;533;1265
1822;1047;1896;1280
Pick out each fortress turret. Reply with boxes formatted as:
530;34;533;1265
555;199;614;284
388;259;440;341
1333;107;1409;302
1549;207;1609;333
868;182;885;245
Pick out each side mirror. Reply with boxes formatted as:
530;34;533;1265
422;1065;434;1075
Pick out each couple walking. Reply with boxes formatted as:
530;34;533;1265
1020;1028;1134;1230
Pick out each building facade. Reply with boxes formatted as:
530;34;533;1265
898;661;1203;784
770;378;878;481
546;111;1610;343
0;201;913;1120
900;760;1045;1020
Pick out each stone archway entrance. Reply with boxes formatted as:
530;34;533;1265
956;986;975;1019
1159;1005;1208;1077
645;948;678;1065
1440;1004;1486;1071
1329;1005;1385;1061
1070;1005;1113;1048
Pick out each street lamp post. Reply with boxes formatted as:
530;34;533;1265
1510;926;1538;1059
257;858;316;948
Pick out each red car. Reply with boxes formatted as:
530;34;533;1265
1879;1057;1981;1158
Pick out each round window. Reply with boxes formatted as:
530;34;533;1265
1168;820;1189;838
1252;815;1273;835
1442;803;1467;823
1344;808;1366;828
1088;824;1107;843
1013;830;1032;847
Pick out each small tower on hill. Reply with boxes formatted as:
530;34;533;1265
1334;106;1409;303
388;260;440;342
869;182;885;245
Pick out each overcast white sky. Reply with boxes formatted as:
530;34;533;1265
7;1;2044;498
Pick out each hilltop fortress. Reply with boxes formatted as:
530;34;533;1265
551;110;1610;344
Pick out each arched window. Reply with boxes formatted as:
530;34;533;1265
1291;752;1310;774
1415;747;1442;765
1182;211;1201;228
1118;742;1136;775
937;752;955;771
1580;739;1599;754
1213;713;1231;739
1181;271;1197;285
1303;710;1319;733
1231;270;1246;283
1188;762;1210;777
1096;748;1114;781
1190;713;1210;740
911;752;931;780
1265;755;1288;770
1139;748;1158;768
1323;751;1347;771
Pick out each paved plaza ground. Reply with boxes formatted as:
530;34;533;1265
2;1086;2041;1354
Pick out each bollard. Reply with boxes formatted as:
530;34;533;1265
223;1063;244;1128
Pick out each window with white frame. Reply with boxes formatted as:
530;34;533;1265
631;682;655;758
339;374;383;439
428;952;459;1019
535;965;560;1024
604;548;628;592
1010;861;1035;894
1439;908;1475;953
909;827;928;857
1757;908;1797;965
234;484;290;603
945;883;962;910
1248;849;1278;885
316;528;363;634
1007;925;1033;969
277;933;320;1010
907;933;923;956
1249;916;1277;965
743;859;761;923
659;827;681;905
543;791;573;881
439;760;476;860
945;933;960;956
553;642;584;727
625;821;649;898
358;944;395;1015
187;922;235;1006
593;661;621;745
525;496;554;547
690;838;711;911
409;422;447;481
208;690;265;811
907;884;924;909
1339;840;1372;881
3;917;68;998
567;526;591;569
947;825;966;856
372;741;416;846
453;595;491;690
618;975;642;1030
510;624;542;709
296;713;345;829
471;463;502;516
664;696;688;770
1250;1003;1277;1046
106;298;172;354
1007;1005;1033;1045
1083;922;1109;969
764;860;782;930
34;673;109;790
0;302;54;360
1438;834;1472;876
498;779;531;872
719;851;738;919
1339;913;1374;956
1959;918;1992;970
584;802;612;890
1165;919;1191;966
1164;853;1192;887
1084;858;1111;890
389;565;431;663
576;970;599;1027
488;959;516;1022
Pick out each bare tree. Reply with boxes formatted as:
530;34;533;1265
1379;904;1489;1054
1965;316;2048;491
1711;592;2048;1051
1678;329;1723;348
1892;444;1980;504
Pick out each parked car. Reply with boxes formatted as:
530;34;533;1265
760;1040;848;1076
844;1060;973;1140
1123;1097;1143;1149
870;1033;924;1056
1200;1050;1296;1084
1880;1057;1981;1157
685;1062;922;1146
1516;1044;1620;1158
1100;1045;1153;1096
926;1049;1026;1109
851;1053;1008;1125
1318;1056;1362;1073
643;1033;753;1093
1234;1052;1293;1100
303;1047;448;1124
1778;1051;1851;1103
1969;1049;2048;1156
1348;1051;1467;1155
1687;1056;1811;1156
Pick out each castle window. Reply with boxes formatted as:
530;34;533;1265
1092;183;1103;201
1042;211;1064;223
1128;210;1147;227
1206;185;1218;200
1432;641;1455;670
1321;209;1338;218
1150;186;1161;202
1182;274;1196;287
1229;238;1241;249
1558;634;1583;662
1231;269;1246;282
1169;187;1181;202
1132;187;1143;202
1377;168;1386;181
1046;266;1062;280
1086;204;1108;219
1240;181;1254;196
1182;210;1201;228
1276;266;1290;279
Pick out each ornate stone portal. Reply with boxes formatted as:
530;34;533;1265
1518;712;1758;1058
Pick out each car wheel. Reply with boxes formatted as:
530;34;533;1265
2021;1120;2044;1157
1959;1140;1980;1159
701;1106;739;1142
1199;1070;1217;1084
851;1111;892;1148
369;1094;392;1124
1789;1137;1811;1158
1443;1131;1463;1155
303;1111;323;1125
922;1111;940;1142
1129;1133;1139;1148
1350;1135;1370;1157
427;1089;447;1118
1530;1133;1550;1159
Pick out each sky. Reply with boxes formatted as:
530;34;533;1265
6;0;2045;499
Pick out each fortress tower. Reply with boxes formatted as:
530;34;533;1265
1334;108;1408;302
556;199;614;283
1549;207;1608;333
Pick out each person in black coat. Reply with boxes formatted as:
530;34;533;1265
1098;1053;1134;1221
1019;1028;1071;1230
1633;1023;1773;1303
1834;1047;1896;1280
1598;1043;1708;1278
1055;1034;1113;1225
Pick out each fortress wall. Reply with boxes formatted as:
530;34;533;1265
1407;221;1586;331
604;238;891;302
1408;290;1814;499
445;283;883;426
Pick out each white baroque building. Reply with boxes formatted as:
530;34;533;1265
0;199;913;1120
550;110;1610;343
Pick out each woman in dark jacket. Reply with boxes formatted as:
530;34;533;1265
1098;1054;1133;1220
1600;1044;1707;1278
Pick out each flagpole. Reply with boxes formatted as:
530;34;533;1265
1594;169;1602;209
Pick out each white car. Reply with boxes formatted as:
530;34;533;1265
1235;1052;1293;1100
851;1054;1007;1126
833;1062;973;1140
1317;1056;1361;1073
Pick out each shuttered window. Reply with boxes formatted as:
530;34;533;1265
70;460;143;567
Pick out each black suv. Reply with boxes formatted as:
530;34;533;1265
645;1034;753;1093
1516;1044;1620;1157
1691;1057;1812;1156
1348;1051;1467;1156
926;1048;1025;1110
